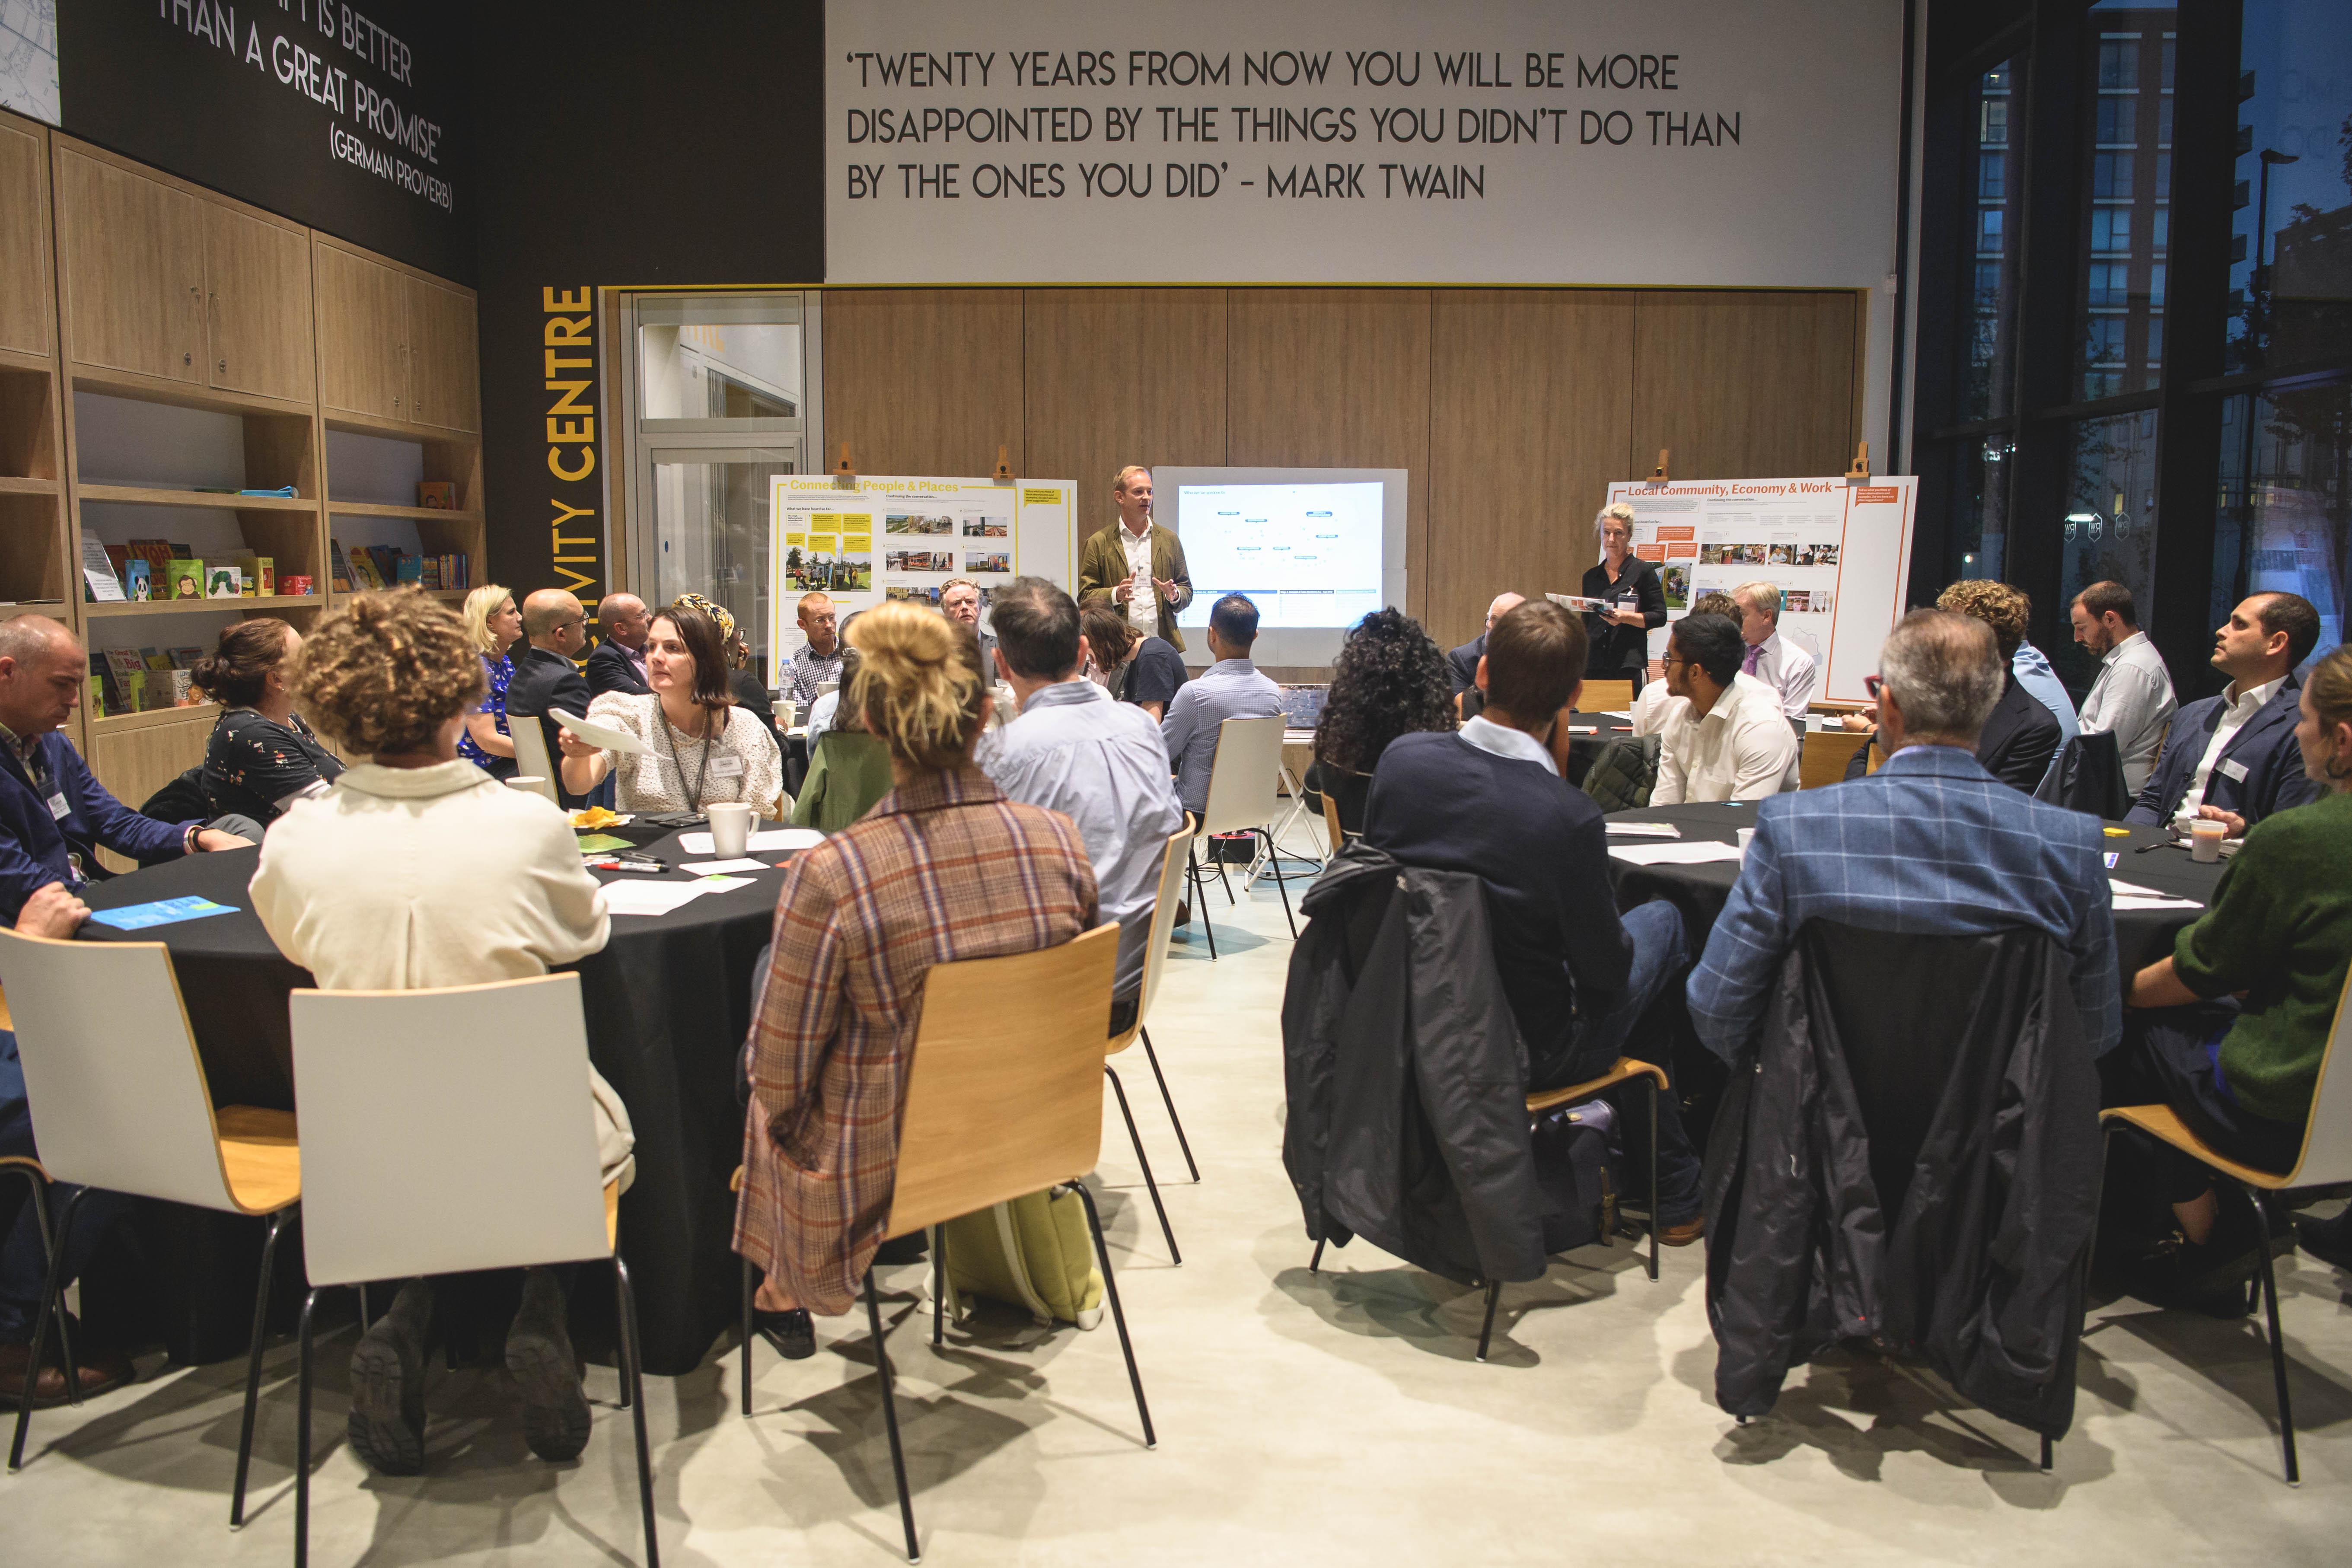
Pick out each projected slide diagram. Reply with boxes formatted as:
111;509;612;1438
1173;481;1385;630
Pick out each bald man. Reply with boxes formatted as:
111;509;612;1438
503;589;596;807
587;593;652;697
1447;592;1526;697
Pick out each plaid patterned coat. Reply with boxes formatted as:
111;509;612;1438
733;764;1098;1314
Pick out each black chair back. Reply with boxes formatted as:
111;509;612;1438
2033;730;2129;819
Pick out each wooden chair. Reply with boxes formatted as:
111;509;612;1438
1307;1055;1673;1362
1186;715;1297;956
1799;725;1872;789
2098;970;2352;1485
738;924;1146;1564
1105;823;1201;1265
1580;679;1635;714
0;928;300;1533
1317;789;1345;856
284;974;653;1566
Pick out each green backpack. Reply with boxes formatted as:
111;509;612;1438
940;1186;1104;1329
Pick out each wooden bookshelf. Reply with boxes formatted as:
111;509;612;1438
75;483;316;511
84;593;323;618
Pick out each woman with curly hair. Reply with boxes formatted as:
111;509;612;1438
249;586;632;1477
1305;608;1456;838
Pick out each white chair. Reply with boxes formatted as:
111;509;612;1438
0;929;300;1533
1187;715;1297;957
508;716;561;805
285;973;653;1567
1104;821;1201;1265
2099;969;2352;1485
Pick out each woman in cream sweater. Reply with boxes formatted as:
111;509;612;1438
556;599;784;816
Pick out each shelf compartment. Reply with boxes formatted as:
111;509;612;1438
327;500;482;522
85;593;322;617
0;475;61;496
0;491;67;606
76;483;316;511
0;367;61;481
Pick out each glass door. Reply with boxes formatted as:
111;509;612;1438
644;447;798;676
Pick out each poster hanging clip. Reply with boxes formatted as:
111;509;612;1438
993;444;1014;484
1845;442;1871;484
1647;449;1670;484
833;443;857;488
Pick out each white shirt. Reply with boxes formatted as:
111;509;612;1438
1458;714;1559;775
2173;674;2284;830
1651;671;1801;804
1628;677;1685;738
250;759;634;1186
1120;521;1157;636
1743;630;1818;720
2078;631;2178;796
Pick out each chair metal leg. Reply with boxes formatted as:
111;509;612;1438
1137;1029;1199;1183
738;1255;755;1417
1259;829;1297;938
1186;843;1218;961
8;1184;87;1472
1475;1281;1503;1363
2040;1433;2053;1472
1212;850;1235;904
932;1225;947;1348
356;1282;370;1334
1645;1077;1660;1281
2241;1183;2299;1485
294;1288;319;1568
612;1263;632;1412
862;1271;921;1563
1070;1181;1155;1449
1106;1067;1181;1265
231;1208;292;1528
8;1170;80;1408
615;1257;662;1567
1307;1237;1325;1274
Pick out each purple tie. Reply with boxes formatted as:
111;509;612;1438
1743;643;1763;676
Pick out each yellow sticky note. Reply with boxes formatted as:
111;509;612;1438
2102;826;2131;837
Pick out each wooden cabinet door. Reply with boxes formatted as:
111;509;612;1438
0;115;52;358
314;242;408;421
405;275;478;433
53;149;204;382
204;205;315;404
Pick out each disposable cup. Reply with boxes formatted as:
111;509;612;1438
709;801;753;858
2190;818;2225;863
1736;827;1756;852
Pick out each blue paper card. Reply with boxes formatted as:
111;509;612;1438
88;896;239;931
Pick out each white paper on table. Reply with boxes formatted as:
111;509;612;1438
676;827;824;856
599;880;717;917
1608;841;1746;866
1600;711;1635;720
549;708;652;755
681;858;770;875
1605;822;1682;838
2112;893;2205;911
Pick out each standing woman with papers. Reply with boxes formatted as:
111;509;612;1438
1581;502;1667;682
556;601;784;818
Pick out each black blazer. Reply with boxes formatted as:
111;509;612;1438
504;645;595;807
1977;674;2065;794
1444;632;1486;697
585;639;650;697
729;667;779;745
1581;557;1667;677
2125;675;2319;829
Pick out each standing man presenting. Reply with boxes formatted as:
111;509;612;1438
2071;580;2177;796
586;593;651;697
1079;466;1193;653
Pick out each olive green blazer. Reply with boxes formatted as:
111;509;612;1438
1076;522;1193;652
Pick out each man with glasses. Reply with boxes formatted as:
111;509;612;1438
780;592;844;708
504;589;596;808
1650;613;1799;805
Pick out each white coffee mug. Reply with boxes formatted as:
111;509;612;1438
708;801;753;858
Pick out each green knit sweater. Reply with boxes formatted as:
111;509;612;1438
2173;788;2352;1126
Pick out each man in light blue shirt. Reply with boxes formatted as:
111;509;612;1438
978;578;1185;1023
1160;593;1283;816
2011;635;2079;781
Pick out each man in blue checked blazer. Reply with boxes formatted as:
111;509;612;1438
1688;610;2120;1065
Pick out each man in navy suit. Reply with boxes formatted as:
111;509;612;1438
1445;590;1524;698
1689;609;2119;1065
2125;592;2322;837
585;593;652;697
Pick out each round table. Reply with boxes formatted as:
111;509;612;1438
79;822;796;1375
1600;801;2225;973
1561;712;1635;787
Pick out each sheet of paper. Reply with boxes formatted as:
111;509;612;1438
678;827;825;856
1604;822;1682;838
695;875;755;893
599;880;717;917
681;858;771;875
2113;894;2206;912
1608;841;1746;867
548;708;653;755
575;833;634;853
88;896;238;930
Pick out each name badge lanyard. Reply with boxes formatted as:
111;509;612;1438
660;708;716;813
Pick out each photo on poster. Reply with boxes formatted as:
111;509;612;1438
885;549;954;573
1767;542;1798;565
886;513;953;535
886;584;943;606
965;550;1011;574
1660;564;1690;610
962;516;1009;538
785;545;872;593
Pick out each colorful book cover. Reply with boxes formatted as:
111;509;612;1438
395;555;423;585
421;555;442;590
370;547;403;586
121;669;148;711
348;548;385;590
329;540;354;593
103;544;129;580
169;646;203;669
165;559;205;600
124;559;153;601
280;574;314;597
128;539;174;576
205;566;242;599
141;647;172;671
417;480;457;509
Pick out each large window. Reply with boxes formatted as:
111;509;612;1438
2072;18;2171;401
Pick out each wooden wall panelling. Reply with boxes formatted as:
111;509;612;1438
1020;288;1227;542
1628;291;1863;482
88;714;212;832
1225;289;1432;630
203;204;316;404
0;110;54;359
52;147;204;384
820;290;1025;478
1427;290;1636;651
314;240;408;421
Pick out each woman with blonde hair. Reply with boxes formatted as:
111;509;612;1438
457;583;522;776
555;599;784;816
734;600;1099;1354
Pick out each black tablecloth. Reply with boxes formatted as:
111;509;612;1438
1561;712;1635;787
1600;802;2223;974
80;825;795;1374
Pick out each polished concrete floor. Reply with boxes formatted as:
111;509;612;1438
9;848;2351;1565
